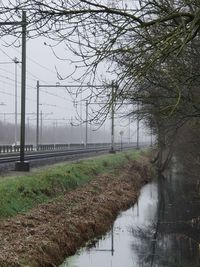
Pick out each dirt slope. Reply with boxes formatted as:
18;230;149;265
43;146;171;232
0;158;152;267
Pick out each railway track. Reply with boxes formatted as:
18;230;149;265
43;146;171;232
0;146;115;164
0;144;142;173
0;143;149;173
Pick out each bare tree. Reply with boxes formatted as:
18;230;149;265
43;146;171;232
0;1;199;81
1;1;200;171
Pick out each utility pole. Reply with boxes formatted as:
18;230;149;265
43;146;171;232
109;81;116;153
70;117;73;144
128;117;131;144
52;121;54;143
136;102;140;150
18;11;27;166
0;59;20;145
0;11;29;171
36;80;39;150
36;82;106;146
85;100;88;147
36;81;120;153
80;90;83;144
14;57;20;146
15;11;29;171
40;110;43;144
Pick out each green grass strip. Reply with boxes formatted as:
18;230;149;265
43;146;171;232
0;150;141;218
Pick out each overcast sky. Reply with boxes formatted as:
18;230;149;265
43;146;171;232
0;5;151;145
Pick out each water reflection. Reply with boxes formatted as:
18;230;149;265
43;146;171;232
132;170;200;267
60;169;200;267
60;182;158;267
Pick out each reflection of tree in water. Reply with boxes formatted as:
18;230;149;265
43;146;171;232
130;173;200;267
131;224;200;267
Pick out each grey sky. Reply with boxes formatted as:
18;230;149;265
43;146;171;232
0;3;151;144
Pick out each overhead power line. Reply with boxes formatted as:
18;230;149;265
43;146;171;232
10;45;56;75
0;46;13;61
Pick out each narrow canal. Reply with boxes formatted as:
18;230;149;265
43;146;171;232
60;167;200;267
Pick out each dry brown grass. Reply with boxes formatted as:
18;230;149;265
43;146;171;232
0;159;152;267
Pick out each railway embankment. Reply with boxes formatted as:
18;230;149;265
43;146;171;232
0;150;153;267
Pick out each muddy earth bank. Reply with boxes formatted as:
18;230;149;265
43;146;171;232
0;157;152;267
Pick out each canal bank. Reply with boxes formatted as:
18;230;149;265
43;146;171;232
60;163;200;267
0;151;152;267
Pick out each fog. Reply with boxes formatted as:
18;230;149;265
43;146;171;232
0;36;151;146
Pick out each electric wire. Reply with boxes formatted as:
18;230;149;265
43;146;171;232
0;45;76;123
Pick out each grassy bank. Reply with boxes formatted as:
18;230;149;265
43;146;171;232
0;150;141;218
0;150;152;267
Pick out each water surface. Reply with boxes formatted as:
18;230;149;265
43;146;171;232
61;169;200;267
